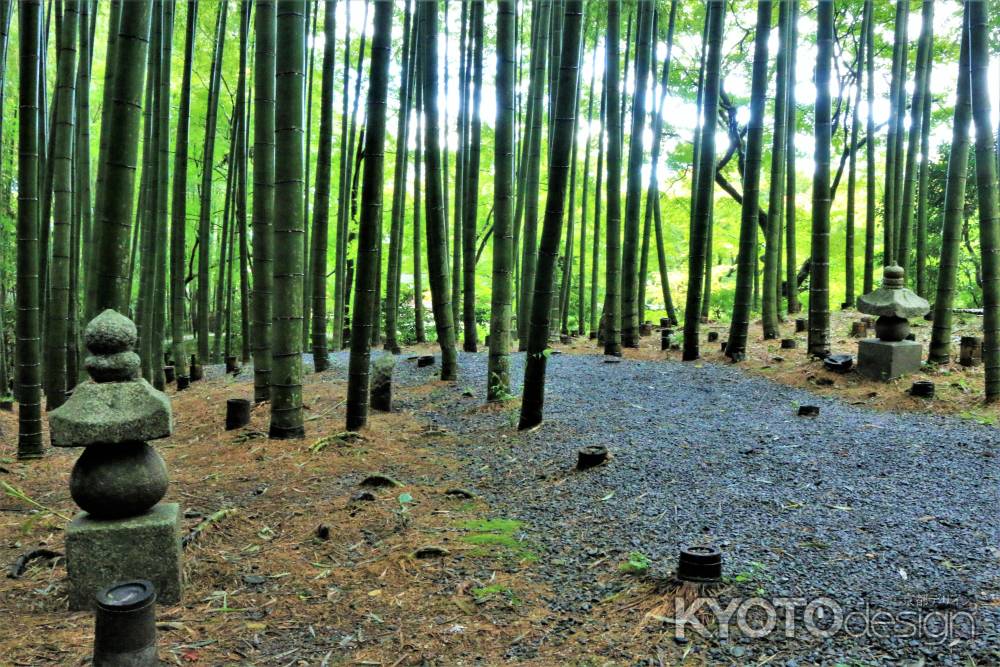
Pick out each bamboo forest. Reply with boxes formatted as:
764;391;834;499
5;0;1000;664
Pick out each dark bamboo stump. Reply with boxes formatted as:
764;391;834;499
707;331;719;342
176;376;190;391
0;399;13;411
163;366;175;384
226;398;251;430
576;445;608;470
910;380;935;398
797;405;820;417
795;318;807;333
677;544;723;583
780;338;797;349
417;355;435;368
960;336;981;367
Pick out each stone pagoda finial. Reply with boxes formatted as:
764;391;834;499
48;309;181;610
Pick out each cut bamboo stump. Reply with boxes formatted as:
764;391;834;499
960;336;981;367
163;366;175;384
226;399;251;431
577;445;609;470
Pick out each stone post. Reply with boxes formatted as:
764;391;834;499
49;310;182;610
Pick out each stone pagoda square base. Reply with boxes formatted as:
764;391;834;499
65;502;182;610
857;339;923;382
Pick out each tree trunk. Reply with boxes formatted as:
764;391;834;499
862;0;876;294
310;0;338;372
620;0;653;348
419;0;457;381
762;0;790;338
384;0;415;354
928;7;971;365
269;0;306;439
784;0;799;314
252;0;274;402
896;0;934;280
682;0;725;361
487;0;517;401
883;0;909;267
17;0;44;458
195;1;227;364
43;0;78;410
603;0;623;357
461;2;484;352
91;0;152;314
807;0;833;358
969;0;1000;401
518;0;583;430
517;1;550;350
844;1;868;308
725;0;771;360
345;0;391;430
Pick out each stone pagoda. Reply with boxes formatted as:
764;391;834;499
49;309;182;610
856;265;930;381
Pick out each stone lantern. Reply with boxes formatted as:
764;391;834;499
856;265;929;381
49;310;182;610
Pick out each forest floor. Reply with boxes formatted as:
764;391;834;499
0;311;998;666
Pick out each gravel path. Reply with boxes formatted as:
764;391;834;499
369;349;1000;665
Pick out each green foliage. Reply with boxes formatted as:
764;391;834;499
618;551;652;575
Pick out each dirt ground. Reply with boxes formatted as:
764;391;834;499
0;308;994;666
0;359;710;666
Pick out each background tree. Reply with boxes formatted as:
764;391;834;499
253;0;275;403
195;2;227;366
419;0;457;381
603;0;622;357
171;0;197;387
310;0;337;373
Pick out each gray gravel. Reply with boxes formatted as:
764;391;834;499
369;348;1000;665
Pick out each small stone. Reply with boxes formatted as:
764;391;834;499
359;474;403;488
412;545;450;559
242;574;267;586
444;488;477;499
315;524;331;540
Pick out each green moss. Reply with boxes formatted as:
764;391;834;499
459;518;522;534
456;517;536;562
471;583;519;605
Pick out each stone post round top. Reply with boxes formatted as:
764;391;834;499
48;309;173;447
857;266;930;319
